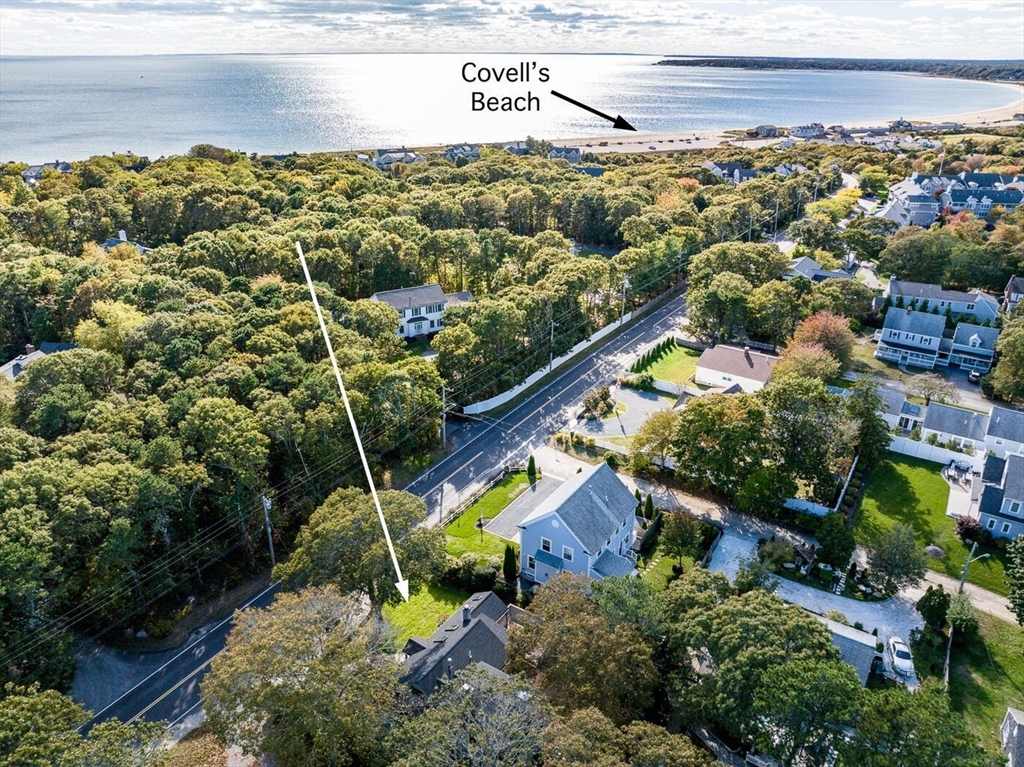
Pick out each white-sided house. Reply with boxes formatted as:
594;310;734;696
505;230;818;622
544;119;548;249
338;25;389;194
972;454;1024;541
444;144;480;162
694;345;778;392
370;284;472;338
1005;275;1024;314
518;462;637;585
940;187;1024;217
373;147;427;171
1003;707;1024;767
878;388;925;432
875;309;946;369
947;323;999;374
921;402;989;454
986;406;1024;458
884;280;1000;325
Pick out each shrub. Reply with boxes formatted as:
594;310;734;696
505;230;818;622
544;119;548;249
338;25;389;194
443;554;499;592
954;515;983;542
947;592;979;644
826;610;849;625
759;539;796;572
526;454;536;480
604;452;619;468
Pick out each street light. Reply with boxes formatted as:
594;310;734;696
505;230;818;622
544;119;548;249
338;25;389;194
943;539;990;687
620;276;631;324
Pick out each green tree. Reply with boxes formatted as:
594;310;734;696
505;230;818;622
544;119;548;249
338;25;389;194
815;513;856;570
772;342;841;382
916;584;952;631
661;511;704;567
273;487;445;609
73;300;147;353
503;543;518;584
752;659;861;767
685;271;752;342
990;315;1024;403
946;592;980;644
590;576;664;645
629;409;681;471
1008;535;1024;626
527;454;536;480
868;524;927;595
201;586;402;767
735;466;797;518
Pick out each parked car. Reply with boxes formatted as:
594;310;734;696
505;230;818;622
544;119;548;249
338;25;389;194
968;369;981;383
887;637;915;677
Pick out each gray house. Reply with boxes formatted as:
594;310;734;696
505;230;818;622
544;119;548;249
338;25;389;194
548;146;581;163
875;309;946;369
519;462;637;585
1004;708;1024;767
921;403;989;454
972;454;1024;541
1;342;78;382
948;323;999;374
985;406;1024;459
884;280;1000;325
786;256;852;283
401;591;508;695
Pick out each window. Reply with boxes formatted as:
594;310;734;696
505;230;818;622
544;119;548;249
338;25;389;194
966;303;975;311
541;538;551;553
1002;523;1012;534
527;556;536;570
987;519;996;529
995;439;1004;446
1010;501;1022;515
562;546;573;562
429;320;435;328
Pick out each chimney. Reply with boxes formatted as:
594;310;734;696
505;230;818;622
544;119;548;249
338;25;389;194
447;657;454;679
118;229;128;242
462;605;471;626
743;345;751;359
25;344;36;355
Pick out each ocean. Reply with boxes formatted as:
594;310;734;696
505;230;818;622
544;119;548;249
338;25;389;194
0;53;1018;163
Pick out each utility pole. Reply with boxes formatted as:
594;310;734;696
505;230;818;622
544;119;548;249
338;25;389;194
943;539;989;687
441;386;449;452
261;495;275;567
548;304;557;372
620;276;631;324
747;213;754;242
773;198;780;237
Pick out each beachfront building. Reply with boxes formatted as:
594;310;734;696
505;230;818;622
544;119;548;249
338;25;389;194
755;125;778;137
443;144;480;162
373;147;427;171
790;123;825;138
548;147;582;163
21;160;72;185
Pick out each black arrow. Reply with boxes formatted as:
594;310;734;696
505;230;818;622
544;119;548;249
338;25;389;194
549;90;637;131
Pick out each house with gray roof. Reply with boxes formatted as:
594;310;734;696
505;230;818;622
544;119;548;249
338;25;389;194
101;229;151;255
948;323;1000;374
401;591;509;695
941;187;1024;217
884;280;1000;325
443;143;480;162
373;147;426;171
1003;708;1024;767
548;146;581;163
971;454;1024;541
1;342;78;382
875;308;946;369
21;160;72;185
370;283;472;338
786;256;852;283
695;345;779;392
877;388;925;433
518;462;637;585
1005;275;1024;314
813;615;879;687
921;403;989;454
985;406;1024;459
879;178;941;227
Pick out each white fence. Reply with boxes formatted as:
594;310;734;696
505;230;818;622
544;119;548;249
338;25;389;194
888;435;982;471
652;378;684;396
783;498;832;517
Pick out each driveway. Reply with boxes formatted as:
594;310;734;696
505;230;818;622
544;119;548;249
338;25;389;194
571;388;676;439
484;475;563;543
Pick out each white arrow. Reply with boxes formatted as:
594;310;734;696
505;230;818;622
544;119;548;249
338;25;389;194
295;241;410;602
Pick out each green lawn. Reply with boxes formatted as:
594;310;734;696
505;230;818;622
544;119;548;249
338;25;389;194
445;473;528;559
383;581;470;645
635;345;702;384
855;456;1009;595
913;614;1024;752
641;550;696;592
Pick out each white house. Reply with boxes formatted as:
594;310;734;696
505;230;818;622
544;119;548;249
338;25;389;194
972;454;1024;541
1003;708;1024;767
879;179;943;228
940;188;1024;217
985;406;1024;459
790;123;825;138
444;144;480;162
694;345;778;392
885;280;1001;325
877;388;925;432
518;462;637;585
875;309;946;369
947;323;999;374
1003;275;1023;314
921;403;989;454
370;284;472;338
373;147;427;171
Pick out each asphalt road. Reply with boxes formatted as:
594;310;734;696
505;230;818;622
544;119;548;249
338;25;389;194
403;293;689;521
78;582;279;736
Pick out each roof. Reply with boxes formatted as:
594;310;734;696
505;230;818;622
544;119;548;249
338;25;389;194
978;483;1006;520
370;283;446;311
695;345;779;384
889;280;999;309
534;549;563;569
519;462;636;554
445;290;473;306
987;406;1024;445
877;388;906;417
1006;454;1024;503
0;342;78;382
882;308;946;338
788;256;852;283
402;591;508;695
814;615;877;687
1007;275;1024;295
922;403;989;442
591;549;638;578
982;455;1006;485
952;323;999;352
946;188;1024;205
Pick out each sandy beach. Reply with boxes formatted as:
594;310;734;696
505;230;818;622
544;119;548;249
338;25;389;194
546;84;1024;155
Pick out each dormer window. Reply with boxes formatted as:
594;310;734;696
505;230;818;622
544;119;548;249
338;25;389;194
969;334;982;348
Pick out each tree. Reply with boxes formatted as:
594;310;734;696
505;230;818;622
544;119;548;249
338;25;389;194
73;299;147;353
1008;535;1024;626
946;592;979;643
629;409;680;471
990;315;1024;403
752;659;861;767
907;372;960;406
790;311;855;372
840;680;1003;767
526;454;536;480
201;586;403;767
877;231;955;285
734;555;780;595
844;378;893;467
685;271;752;342
0;684;168;767
392;666;552;767
815;513;856;570
868;524;927;595
644;493;654;521
916;584;952;631
772;342;840;382
590;576;664;645
661;511;704;567
503;543;518;584
505;574;658;725
734;466;796;518
273;487;446;608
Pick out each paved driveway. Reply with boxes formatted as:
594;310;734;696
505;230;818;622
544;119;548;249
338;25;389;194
484;475;563;542
570;388;676;438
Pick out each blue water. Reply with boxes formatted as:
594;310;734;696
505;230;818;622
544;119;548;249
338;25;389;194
0;53;1018;163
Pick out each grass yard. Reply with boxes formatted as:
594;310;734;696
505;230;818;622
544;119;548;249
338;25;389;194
383;581;471;645
856;456;1009;595
445;473;529;559
851;335;902;380
913;614;1024;752
635;345;702;384
405;338;432;356
641;550;696;592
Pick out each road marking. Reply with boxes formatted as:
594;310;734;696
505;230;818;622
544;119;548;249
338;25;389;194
87;582;279;724
126;652;215;724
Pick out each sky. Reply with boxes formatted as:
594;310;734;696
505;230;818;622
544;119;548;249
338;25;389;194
1;0;1023;58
